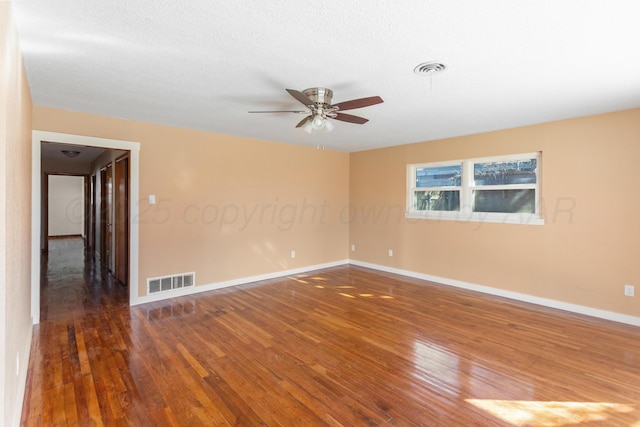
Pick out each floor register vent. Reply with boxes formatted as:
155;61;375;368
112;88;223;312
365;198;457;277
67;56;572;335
148;272;195;294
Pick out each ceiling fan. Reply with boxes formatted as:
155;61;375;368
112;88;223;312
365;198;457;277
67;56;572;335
249;88;383;133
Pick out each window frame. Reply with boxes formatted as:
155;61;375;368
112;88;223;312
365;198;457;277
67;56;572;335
408;159;463;213
406;152;543;225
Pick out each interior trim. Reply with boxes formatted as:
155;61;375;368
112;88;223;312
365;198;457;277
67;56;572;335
134;256;640;327
131;260;350;306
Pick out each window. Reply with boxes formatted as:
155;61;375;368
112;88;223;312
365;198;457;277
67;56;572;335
412;162;462;212
406;152;542;225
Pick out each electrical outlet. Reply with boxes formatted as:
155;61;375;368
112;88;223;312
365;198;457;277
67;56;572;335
624;285;634;297
351;244;355;252
388;249;393;257
290;250;296;259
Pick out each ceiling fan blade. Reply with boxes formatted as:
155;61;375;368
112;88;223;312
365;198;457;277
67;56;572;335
295;116;312;128
286;89;315;107
332;113;369;124
332;96;383;111
248;110;308;113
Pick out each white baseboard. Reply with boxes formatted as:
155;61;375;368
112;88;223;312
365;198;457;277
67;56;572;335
131;257;640;327
12;324;33;427
131;259;350;306
349;260;640;327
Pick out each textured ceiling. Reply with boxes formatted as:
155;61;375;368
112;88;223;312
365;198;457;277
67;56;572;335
12;0;640;152
41;141;106;165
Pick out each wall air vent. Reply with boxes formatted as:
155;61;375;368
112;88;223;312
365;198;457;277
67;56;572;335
147;272;195;294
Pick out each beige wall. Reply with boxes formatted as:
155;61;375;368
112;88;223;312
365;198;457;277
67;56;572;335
350;108;640;317
1;3;33;426
32;106;350;297
32;106;640;319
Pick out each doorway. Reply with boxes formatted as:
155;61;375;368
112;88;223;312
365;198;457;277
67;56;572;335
43;152;128;284
31;131;140;324
44;174;86;251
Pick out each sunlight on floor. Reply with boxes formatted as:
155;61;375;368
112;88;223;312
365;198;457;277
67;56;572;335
296;274;395;299
466;399;636;426
339;292;356;299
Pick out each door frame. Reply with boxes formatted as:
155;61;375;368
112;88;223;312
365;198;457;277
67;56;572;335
31;131;140;324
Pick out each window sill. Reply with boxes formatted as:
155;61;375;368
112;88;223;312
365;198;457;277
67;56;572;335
404;211;544;226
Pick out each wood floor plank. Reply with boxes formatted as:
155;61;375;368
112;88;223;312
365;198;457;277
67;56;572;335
20;237;640;426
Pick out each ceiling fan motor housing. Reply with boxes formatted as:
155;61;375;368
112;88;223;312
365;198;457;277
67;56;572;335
303;88;333;106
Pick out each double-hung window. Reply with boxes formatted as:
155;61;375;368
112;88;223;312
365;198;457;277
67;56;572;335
407;152;542;225
411;161;462;213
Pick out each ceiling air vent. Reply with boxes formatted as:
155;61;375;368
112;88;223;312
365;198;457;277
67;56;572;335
148;272;195;295
414;62;447;75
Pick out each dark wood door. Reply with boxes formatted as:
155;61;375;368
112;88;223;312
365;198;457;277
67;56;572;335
88;173;96;252
99;168;106;263
114;156;129;286
43;173;49;253
84;175;90;247
100;165;114;270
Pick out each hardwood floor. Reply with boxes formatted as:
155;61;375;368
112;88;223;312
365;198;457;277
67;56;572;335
22;238;640;426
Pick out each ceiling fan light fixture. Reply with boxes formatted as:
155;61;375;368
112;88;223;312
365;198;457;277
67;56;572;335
303;113;334;134
324;119;335;132
302;119;314;134
312;115;325;129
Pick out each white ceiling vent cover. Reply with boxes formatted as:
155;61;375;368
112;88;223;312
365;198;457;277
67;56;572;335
148;272;195;294
413;62;447;75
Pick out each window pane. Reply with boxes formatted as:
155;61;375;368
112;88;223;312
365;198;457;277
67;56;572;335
473;189;535;213
473;158;537;185
415;191;460;211
416;165;462;187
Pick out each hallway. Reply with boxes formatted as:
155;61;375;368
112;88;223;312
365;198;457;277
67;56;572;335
39;237;128;322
